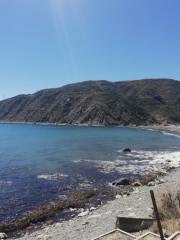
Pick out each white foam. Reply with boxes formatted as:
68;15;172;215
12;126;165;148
37;173;68;180
74;150;180;175
162;131;180;138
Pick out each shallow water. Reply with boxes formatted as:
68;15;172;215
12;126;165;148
0;124;180;222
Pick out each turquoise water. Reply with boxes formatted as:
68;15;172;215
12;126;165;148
0;124;180;222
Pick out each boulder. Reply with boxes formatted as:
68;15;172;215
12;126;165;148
123;148;131;153
112;178;130;186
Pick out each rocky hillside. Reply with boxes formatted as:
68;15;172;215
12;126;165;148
0;78;180;125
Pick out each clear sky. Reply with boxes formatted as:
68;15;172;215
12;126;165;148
0;0;180;99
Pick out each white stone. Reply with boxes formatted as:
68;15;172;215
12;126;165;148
78;210;89;217
90;207;96;211
115;194;121;199
157;179;166;184
0;233;7;239
148;181;155;186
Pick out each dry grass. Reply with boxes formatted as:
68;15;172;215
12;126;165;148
150;219;180;237
150;190;180;236
158;191;180;220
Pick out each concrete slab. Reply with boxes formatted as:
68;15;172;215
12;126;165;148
93;229;136;240
136;232;161;240
168;232;180;240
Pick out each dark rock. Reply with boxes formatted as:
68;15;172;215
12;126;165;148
123;148;131;153
112;178;131;186
132;181;142;187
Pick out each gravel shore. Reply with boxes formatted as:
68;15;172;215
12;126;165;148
8;125;180;240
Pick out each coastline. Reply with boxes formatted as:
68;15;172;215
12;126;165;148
9;168;180;240
1;120;180;134
0;121;106;127
6;124;180;240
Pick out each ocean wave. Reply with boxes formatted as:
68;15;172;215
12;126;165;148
37;173;68;180
161;131;180;138
0;180;12;186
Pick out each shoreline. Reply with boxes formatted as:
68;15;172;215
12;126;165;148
2;121;180;144
8;167;180;240
1;120;180;132
5;124;180;240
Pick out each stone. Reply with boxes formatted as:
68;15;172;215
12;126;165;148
82;221;89;225
116;194;122;199
157;179;166;184
78;210;89;217
123;148;131;153
112;178;131;186
148;181;155;186
0;233;7;239
90;207;96;211
132;181;142;187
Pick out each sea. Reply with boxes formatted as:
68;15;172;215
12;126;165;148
0;123;180;223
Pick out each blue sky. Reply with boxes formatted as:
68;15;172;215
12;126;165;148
0;0;180;99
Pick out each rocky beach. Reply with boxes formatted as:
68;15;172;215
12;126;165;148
2;125;179;240
7;167;180;240
1;0;180;237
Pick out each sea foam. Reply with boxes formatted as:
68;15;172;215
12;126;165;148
74;150;180;175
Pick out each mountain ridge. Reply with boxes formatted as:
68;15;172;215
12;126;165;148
0;78;180;126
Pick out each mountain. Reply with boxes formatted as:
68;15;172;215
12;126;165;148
0;78;180;126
